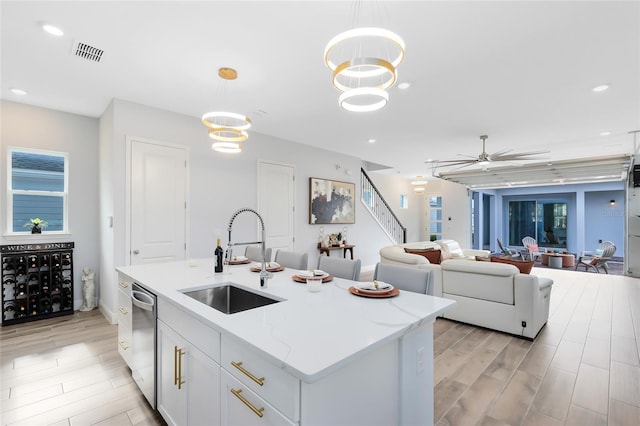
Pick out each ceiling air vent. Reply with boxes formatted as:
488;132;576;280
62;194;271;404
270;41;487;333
72;41;103;63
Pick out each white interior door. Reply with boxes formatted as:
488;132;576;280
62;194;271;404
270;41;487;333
258;161;295;255
130;139;187;265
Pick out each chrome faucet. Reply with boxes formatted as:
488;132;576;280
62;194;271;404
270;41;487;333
226;208;272;288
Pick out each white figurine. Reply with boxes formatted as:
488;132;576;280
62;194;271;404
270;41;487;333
79;267;96;311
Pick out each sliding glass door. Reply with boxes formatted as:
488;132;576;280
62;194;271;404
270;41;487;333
508;200;567;248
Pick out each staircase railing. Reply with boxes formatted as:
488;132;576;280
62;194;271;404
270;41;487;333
361;168;407;244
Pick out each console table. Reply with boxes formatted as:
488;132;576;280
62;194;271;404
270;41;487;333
317;243;355;259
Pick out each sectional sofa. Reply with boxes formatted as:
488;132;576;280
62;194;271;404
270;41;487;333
379;240;553;339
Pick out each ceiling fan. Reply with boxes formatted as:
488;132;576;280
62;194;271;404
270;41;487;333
432;135;549;170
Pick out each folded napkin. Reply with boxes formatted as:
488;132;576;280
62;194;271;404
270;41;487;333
354;281;393;291
298;269;326;277
232;255;248;261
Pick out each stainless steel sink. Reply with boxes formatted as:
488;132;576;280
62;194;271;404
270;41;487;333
181;284;280;314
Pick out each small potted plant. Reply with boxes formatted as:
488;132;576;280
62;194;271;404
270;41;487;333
24;218;48;234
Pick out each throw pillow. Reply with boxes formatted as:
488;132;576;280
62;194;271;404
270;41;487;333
404;248;441;264
526;244;539;253
490;256;535;274
590;256;601;265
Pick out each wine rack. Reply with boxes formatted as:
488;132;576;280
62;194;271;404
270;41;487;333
2;242;74;326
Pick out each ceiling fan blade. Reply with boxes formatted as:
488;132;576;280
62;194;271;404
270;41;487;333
489;149;513;157
490;150;550;161
437;162;480;172
434;158;477;164
434;160;478;168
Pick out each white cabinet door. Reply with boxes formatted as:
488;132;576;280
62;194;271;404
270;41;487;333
187;342;221;426
158;320;187;426
117;279;132;367
221;370;295;426
158;320;221;426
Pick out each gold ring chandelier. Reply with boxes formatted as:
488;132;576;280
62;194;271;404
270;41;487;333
324;27;406;112
201;68;251;153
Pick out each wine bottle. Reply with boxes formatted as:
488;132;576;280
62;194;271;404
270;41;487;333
214;238;224;273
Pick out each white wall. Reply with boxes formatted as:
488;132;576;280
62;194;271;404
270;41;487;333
367;173;424;243
425;179;471;247
98;99;414;321
1;100;100;310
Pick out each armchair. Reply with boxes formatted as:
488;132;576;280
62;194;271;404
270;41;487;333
522;236;542;262
575;241;616;273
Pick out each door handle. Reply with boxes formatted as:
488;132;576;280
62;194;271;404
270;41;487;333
133;250;140;255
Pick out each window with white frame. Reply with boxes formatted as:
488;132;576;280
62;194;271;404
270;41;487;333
7;148;68;233
400;194;408;209
428;195;442;241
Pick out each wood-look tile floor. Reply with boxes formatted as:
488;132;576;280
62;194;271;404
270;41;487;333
1;267;639;425
433;267;640;426
0;310;164;426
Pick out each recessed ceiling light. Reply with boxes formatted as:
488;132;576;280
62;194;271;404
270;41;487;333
367;138;376;144
600;131;612;136
11;88;27;96
42;24;64;36
592;84;609;92
397;82;411;90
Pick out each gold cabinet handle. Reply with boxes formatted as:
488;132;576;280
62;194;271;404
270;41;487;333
230;388;264;418
174;346;185;389
119;307;128;315
119;341;128;350
231;361;265;386
119;282;129;289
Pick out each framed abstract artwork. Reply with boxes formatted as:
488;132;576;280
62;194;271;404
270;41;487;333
309;177;355;224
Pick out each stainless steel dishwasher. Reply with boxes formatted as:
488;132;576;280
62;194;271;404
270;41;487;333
131;283;157;408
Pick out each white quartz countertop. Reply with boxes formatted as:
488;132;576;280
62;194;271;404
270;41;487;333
117;259;455;382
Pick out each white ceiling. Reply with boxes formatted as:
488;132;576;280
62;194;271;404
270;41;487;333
2;1;639;182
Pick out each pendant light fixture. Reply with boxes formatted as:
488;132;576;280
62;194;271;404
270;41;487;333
202;67;251;153
324;5;406;112
411;176;427;193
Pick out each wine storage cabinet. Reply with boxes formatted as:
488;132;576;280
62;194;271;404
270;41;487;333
2;242;74;326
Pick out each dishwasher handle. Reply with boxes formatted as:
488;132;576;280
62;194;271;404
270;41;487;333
132;290;155;311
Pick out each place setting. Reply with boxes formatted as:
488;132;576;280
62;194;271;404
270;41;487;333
249;262;285;272
226;255;251;265
291;269;333;283
349;281;399;298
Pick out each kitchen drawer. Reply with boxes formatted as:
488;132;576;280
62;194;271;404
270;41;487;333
117;274;133;367
221;369;295;426
221;335;299;421
118;275;133;297
158;298;220;363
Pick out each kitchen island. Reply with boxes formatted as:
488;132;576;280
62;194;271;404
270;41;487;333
117;259;454;425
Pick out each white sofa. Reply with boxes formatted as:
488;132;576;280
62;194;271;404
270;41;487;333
379;242;553;339
379;239;490;266
379;240;490;299
439;260;553;339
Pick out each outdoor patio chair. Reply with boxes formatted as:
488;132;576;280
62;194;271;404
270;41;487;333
575;241;616;274
522;236;542;262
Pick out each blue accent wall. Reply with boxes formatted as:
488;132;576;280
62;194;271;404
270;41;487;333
472;181;624;256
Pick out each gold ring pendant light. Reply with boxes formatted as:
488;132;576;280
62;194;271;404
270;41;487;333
201;67;251;153
324;25;406;112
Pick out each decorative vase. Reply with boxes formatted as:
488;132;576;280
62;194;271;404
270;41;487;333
31;226;41;234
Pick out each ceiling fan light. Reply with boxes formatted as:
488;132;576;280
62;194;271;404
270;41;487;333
339;87;388;112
